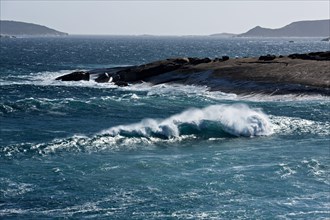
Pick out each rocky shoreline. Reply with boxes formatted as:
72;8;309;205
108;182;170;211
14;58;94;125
56;51;330;95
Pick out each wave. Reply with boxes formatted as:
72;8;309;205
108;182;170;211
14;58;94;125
1;104;273;158
101;104;273;138
2;104;329;158
270;115;330;136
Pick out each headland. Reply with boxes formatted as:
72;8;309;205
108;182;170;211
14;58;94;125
56;51;330;95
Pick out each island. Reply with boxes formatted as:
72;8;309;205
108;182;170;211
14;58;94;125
55;51;330;96
0;20;68;37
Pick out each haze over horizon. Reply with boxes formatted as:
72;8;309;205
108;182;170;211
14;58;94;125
1;1;329;35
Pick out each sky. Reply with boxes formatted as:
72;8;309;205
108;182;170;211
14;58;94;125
1;0;329;35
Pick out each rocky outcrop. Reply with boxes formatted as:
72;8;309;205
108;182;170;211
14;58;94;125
259;54;276;61
55;51;330;95
55;71;89;81
56;57;213;84
288;51;330;61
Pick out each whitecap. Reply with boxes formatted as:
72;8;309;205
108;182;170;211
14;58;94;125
101;104;273;138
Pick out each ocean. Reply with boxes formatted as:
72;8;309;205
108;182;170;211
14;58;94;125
0;36;329;219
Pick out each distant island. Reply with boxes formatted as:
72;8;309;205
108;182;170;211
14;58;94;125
0;20;68;37
238;19;330;37
209;33;236;38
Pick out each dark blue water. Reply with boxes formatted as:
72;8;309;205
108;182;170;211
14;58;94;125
1;36;329;219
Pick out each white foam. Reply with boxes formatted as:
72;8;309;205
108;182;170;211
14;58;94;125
270;115;330;136
0;70;119;89
101;104;273;138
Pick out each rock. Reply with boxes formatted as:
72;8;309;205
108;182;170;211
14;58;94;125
55;71;90;81
288;51;330;61
258;54;276;61
114;81;128;87
222;56;229;61
188;57;212;65
214;56;229;62
117;60;185;82
288;53;310;60
168;58;190;64
321;37;330;42
95;72;111;83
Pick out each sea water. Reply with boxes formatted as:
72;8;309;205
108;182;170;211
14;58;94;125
0;36;329;219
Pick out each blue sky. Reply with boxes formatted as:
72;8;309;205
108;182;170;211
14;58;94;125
1;1;329;35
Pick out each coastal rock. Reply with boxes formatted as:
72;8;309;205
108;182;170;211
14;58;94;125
258;54;276;61
116;59;187;82
54;51;330;95
188;57;212;65
321;37;330;41
55;71;90;81
214;56;229;62
115;81;129;87
288;51;330;61
95;72;111;83
222;56;230;61
168;57;190;64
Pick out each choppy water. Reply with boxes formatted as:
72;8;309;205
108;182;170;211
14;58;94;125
1;36;329;219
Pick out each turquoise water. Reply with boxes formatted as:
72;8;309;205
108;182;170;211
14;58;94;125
0;36;329;219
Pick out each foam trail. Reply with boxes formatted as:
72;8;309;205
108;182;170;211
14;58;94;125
101;104;273;138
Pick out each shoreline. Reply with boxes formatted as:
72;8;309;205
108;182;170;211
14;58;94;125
55;51;330;95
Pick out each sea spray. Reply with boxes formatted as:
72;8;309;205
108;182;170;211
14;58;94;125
101;104;273;138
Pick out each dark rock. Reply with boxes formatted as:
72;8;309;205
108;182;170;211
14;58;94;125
279;55;284;58
188;57;212;65
117;60;184;82
321;37;330;41
114;81;128;87
55;71;90;81
288;53;310;60
288;51;330;61
258;54;276;61
214;56;229;62
95;72;111;83
222;56;229;61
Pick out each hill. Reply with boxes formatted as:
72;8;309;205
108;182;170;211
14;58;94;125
239;19;330;37
0;20;68;36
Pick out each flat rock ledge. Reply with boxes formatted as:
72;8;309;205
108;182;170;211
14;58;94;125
56;51;330;95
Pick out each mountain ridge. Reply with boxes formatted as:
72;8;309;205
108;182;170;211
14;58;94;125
238;19;330;37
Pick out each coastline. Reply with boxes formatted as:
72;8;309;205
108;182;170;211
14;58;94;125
56;51;330;95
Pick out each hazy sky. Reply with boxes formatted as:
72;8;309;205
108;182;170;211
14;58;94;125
1;0;329;35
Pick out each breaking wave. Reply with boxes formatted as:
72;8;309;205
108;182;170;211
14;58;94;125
101;104;273;138
1;104;273;158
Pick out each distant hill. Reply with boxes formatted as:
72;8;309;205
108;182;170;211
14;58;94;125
239;19;330;37
0;20;68;36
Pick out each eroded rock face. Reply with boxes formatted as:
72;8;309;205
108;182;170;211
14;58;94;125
55;71;90;81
